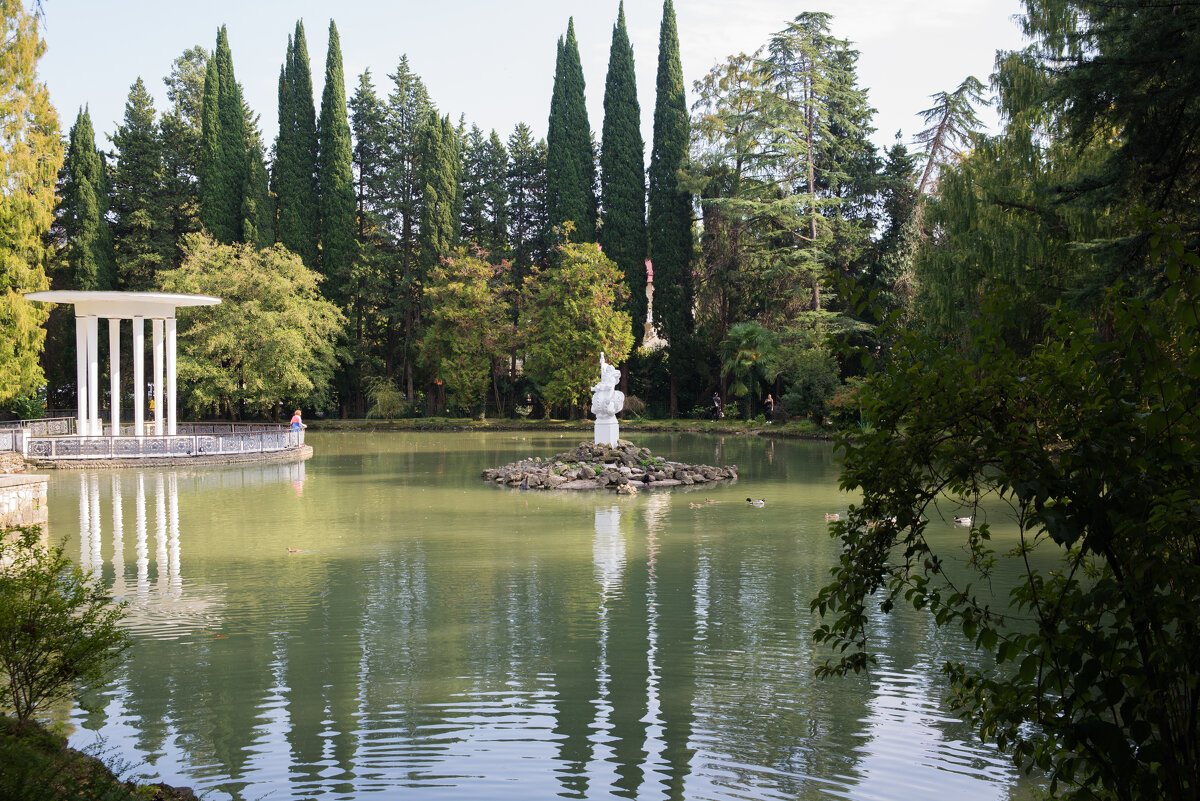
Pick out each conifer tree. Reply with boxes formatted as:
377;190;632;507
57;108;116;290
349;70;388;237
545;18;597;242
418;112;459;275
600;2;647;345
318;20;356;306
111;78;169;290
242;138;273;249
160;47;206;270
0;1;60;406
483;130;510;258
199;26;248;244
275;21;319;268
459;124;489;246
507;122;549;282
647;0;693;412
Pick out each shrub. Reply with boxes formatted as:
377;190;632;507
781;349;840;421
621;395;646;419
0;527;130;730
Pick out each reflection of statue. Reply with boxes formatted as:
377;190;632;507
590;352;625;446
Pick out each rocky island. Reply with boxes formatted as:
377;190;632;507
482;440;737;493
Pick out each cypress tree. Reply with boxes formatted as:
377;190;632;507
199;26;248;244
507;122;549;282
319;20;357;307
242;138;273;249
483;130;509;259
545;18;597;242
111;78;169;290
418;112;459;274
647;0;693;413
58;108;116;290
600;2;647;345
275;21;319;268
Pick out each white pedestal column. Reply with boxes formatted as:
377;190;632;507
152;319;164;435
133;318;144;435
85;315;99;436
166;317;177;436
74;316;88;435
108;318;121;436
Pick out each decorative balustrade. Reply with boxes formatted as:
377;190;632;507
23;423;304;461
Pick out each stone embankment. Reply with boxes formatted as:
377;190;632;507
482;441;737;494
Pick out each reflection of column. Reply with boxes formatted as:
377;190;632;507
167;472;181;594
85;316;100;436
75;317;88;435
111;474;125;595
133;318;144;435
135;473;148;597
166;317;177;436
109;318;121;435
78;473;91;571
152;319;164;435
154;473;167;592
89;473;102;573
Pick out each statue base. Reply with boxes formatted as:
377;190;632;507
593;418;619;447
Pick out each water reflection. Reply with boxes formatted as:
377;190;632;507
49;434;1035;801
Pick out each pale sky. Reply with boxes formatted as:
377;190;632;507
36;0;1027;156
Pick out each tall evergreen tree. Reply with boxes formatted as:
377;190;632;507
199;26;248;244
545;18;597;242
647;0;693;413
418;112;459;275
507;122;549;282
460;124;489;246
318;20;356;306
483;130;510;258
242;137;274;249
600;2;647;345
459;125;509;258
110;78;169;290
56;108;116;290
160;47;206;270
275;21;319;268
0;1;60;406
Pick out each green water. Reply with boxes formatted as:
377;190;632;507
49;431;1035;800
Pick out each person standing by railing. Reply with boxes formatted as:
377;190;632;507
290;410;304;431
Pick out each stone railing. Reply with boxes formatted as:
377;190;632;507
24;423;304;461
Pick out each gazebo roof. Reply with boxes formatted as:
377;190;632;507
25;290;220;318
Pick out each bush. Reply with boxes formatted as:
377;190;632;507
621;395;646;419
365;377;408;420
0;527;130;730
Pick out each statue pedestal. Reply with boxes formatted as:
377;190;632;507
594;417;619;447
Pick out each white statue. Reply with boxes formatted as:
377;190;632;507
590;352;625;447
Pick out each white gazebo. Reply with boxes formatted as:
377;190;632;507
25;291;220;438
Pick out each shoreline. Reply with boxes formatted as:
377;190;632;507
304;416;833;440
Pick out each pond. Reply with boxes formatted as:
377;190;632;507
49;431;1037;800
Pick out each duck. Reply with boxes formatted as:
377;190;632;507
518;474;530;490
641;473;652;486
286;547;303;553
954;515;972;526
690;502;704;509
705;498;716;504
824;513;840;521
746;498;766;507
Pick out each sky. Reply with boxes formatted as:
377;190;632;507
36;0;1028;156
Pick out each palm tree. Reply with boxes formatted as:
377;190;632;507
719;321;777;419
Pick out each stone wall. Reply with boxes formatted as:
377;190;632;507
0;475;48;529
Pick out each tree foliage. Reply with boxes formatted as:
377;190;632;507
522;241;633;412
157;234;344;418
199;26;249;245
0;527;130;730
110;78;169;290
318;19;357;307
420;248;511;414
56;108;116;291
0;1;59;407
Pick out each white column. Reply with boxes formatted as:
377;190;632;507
85;315;100;436
166;317;177;436
74;316;88;435
152;319;164;435
108;317;121;436
133;318;145;435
